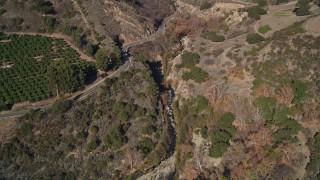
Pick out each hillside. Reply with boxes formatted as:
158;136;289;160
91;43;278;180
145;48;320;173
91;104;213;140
0;0;320;179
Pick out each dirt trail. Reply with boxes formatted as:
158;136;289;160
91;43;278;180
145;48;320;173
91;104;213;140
70;0;98;44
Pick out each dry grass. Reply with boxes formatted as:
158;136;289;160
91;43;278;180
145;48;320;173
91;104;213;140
0;118;16;143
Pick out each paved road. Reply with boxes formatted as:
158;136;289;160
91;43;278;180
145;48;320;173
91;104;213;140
122;13;176;51
0;12;176;120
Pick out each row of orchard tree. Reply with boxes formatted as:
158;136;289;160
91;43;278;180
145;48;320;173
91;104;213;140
0;32;123;111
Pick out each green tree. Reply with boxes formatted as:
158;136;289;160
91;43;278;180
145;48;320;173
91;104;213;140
52;97;71;115
296;0;310;16
179;51;200;68
209;112;236;158
200;2;213;10
71;32;82;47
0;101;8;111
85;137;99;152
46;60;85;96
32;0;55;14
202;31;225;42
138;137;155;156
43;16;56;32
182;66;208;83
247;6;267;20
246;33;265;44
95;47;121;71
306;133;320;177
104;125;127;149
85;42;94;56
133;53;147;62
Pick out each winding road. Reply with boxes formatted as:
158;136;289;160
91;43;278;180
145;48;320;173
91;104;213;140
0;12;176;120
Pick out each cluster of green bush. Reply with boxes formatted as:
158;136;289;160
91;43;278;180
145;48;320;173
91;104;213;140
202;31;225;42
61;23;98;57
256;96;302;143
246;5;267;20
182;66;208;83
31;0;55;14
43;16;57;32
295;0;310;16
175;96;214;136
177;51;208;83
200;2;213;10
95;46;122;72
139;137;155;156
246;33;265;44
258;25;272;34
103;125;127;150
209;113;236;158
112;101;146;122
177;51;200;68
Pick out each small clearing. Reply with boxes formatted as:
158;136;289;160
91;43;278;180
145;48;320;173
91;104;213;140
304;15;320;35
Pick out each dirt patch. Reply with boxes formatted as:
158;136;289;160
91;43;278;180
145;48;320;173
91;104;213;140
34;55;43;61
256;2;307;37
0;118;17;143
304;15;320;36
0;39;11;43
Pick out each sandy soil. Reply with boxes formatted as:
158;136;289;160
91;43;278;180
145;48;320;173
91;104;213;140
304;15;320;36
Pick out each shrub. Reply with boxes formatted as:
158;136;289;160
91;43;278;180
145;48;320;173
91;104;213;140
178;51;200;68
255;0;267;6
200;2;213;10
255;96;277;120
76;131;87;140
85;138;99;152
306;133;320;177
291;80;309;105
182;66;208;83
142;125;157;135
275;0;288;4
52;98;71;115
246;33;265;44
32;0;55;14
209;112;236;158
133;53;147;62
195;95;209;111
247;6;267;20
295;0;310;16
200;126;208;139
202;31;225;42
17;123;34;136
138;137;155;156
258;25;272;34
0;101;8;111
103;125;127;149
43;16;56;32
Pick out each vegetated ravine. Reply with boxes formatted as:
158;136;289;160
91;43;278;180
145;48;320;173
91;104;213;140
147;61;176;159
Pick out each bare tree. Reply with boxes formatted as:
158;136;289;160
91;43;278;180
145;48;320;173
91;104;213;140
252;106;264;127
194;143;207;173
205;82;228;110
275;84;294;106
123;148;143;172
228;97;250;130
